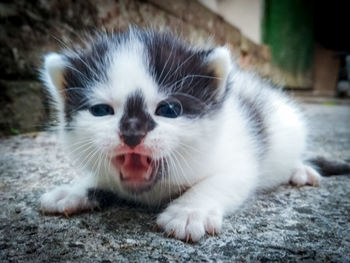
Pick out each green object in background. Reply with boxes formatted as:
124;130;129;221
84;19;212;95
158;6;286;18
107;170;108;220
10;128;19;135
322;101;337;106
262;0;314;75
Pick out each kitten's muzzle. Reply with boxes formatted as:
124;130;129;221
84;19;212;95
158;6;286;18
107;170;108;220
112;145;156;192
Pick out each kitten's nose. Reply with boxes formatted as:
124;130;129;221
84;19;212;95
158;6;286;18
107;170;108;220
120;133;145;148
119;118;146;148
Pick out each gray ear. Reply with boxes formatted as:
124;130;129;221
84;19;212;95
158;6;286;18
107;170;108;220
205;47;232;95
42;53;67;101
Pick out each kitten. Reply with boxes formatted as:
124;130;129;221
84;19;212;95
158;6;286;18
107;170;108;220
40;28;323;242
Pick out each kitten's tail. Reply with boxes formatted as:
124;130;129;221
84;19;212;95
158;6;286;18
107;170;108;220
308;156;350;177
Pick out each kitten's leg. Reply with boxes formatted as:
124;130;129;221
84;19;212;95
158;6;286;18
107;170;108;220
40;175;99;215
156;172;256;242
290;163;321;187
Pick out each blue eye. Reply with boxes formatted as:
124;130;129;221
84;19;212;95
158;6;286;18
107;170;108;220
89;104;114;116
155;101;182;118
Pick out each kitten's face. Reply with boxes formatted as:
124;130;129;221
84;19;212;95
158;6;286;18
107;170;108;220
43;30;231;194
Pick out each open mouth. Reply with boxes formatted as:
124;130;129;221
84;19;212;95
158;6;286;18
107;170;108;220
112;151;156;192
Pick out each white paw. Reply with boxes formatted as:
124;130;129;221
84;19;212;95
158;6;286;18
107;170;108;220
40;185;96;215
156;203;223;242
290;164;321;187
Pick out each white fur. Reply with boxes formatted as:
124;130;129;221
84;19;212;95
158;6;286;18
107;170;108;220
41;53;67;128
205;46;232;95
40;36;320;242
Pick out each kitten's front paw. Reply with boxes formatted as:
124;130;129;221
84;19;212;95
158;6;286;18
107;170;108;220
40;185;96;216
156;203;223;242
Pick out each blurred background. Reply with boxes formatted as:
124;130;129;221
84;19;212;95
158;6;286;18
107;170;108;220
0;0;349;136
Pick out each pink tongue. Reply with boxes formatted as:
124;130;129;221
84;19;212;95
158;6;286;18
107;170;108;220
120;153;152;181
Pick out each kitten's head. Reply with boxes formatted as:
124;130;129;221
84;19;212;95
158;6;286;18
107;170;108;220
42;28;232;194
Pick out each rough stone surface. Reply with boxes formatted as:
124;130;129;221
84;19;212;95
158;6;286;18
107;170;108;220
0;103;349;262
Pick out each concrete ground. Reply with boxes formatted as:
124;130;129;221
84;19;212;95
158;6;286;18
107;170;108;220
0;103;349;262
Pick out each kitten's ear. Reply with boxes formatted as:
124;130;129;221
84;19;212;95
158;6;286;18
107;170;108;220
42;53;67;102
205;46;232;95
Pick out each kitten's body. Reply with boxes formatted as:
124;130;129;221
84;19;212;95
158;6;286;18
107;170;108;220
40;28;321;241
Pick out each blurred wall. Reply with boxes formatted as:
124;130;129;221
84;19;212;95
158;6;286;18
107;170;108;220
199;0;263;44
313;45;340;96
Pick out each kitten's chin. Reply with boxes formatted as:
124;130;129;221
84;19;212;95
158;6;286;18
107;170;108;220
112;148;157;193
